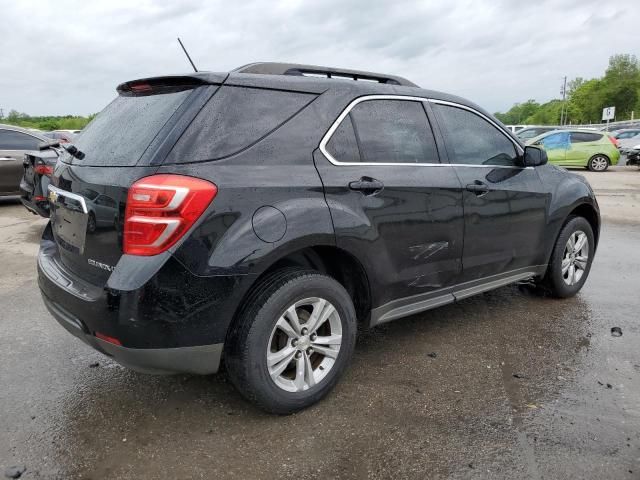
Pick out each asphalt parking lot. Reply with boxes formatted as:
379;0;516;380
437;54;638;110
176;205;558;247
1;167;639;479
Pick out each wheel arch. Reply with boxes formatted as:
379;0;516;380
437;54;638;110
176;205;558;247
568;202;600;251
235;244;372;329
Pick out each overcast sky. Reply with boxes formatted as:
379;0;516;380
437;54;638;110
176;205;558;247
1;0;639;117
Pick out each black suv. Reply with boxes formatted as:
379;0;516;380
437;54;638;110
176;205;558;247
39;62;599;413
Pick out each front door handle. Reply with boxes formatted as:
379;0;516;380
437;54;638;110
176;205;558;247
0;157;15;161
465;181;490;195
349;177;384;196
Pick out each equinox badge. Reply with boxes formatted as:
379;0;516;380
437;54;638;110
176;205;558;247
87;258;115;272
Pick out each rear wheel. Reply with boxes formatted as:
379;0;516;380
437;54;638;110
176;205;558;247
588;154;609;172
542;216;595;298
225;269;357;414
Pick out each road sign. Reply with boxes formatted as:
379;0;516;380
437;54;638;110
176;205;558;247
602;106;615;121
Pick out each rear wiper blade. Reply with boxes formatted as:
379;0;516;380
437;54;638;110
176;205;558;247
38;141;85;160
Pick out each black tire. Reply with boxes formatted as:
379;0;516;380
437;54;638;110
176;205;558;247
543;216;595;298
87;212;96;233
225;268;357;414
587;154;609;172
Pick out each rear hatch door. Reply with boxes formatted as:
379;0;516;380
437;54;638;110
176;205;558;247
48;77;220;285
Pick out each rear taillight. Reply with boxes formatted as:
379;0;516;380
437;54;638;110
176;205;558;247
34;164;53;176
123;174;217;256
95;331;122;346
608;135;619;147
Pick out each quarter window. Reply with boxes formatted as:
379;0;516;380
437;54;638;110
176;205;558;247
326;114;360;163
434;104;519;167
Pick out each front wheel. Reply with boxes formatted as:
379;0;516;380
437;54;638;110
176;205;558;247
225;269;357;414
543;216;595;298
588;154;609;172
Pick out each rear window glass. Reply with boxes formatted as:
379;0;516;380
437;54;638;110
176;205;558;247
165;86;315;163
68;89;192;166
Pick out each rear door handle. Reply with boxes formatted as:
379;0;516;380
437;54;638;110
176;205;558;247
465;181;490;195
0;157;15;161
349;177;384;196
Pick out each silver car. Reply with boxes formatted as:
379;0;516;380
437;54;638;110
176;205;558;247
0;124;48;196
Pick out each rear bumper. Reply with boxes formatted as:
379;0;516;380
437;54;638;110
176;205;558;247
20;196;50;218
42;288;223;374
37;223;253;375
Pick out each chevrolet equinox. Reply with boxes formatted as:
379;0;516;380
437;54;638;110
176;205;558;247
39;62;599;413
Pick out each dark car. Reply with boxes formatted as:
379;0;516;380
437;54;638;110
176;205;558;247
39;63;600;413
20;148;60;217
0;124;49;196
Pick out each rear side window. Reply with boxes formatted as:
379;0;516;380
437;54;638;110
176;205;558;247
165;86;315;163
570;132;602;143
72;89;192;166
434;104;518;167
327;99;438;164
0;130;41;150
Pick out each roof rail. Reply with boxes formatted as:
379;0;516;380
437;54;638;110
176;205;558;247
233;62;418;87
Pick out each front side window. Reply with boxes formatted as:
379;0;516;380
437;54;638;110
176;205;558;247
0;130;41;150
541;132;570;150
434;104;519;167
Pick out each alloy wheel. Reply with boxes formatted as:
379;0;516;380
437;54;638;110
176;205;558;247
561;230;589;286
590;156;608;171
267;297;342;392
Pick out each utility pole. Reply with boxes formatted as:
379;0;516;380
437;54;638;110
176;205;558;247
559;76;567;126
0;108;4;120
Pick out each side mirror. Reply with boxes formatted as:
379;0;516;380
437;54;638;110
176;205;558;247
523;145;548;167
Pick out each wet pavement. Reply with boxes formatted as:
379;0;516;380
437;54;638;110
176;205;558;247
1;181;639;479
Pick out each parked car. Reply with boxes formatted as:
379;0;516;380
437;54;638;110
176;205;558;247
0;124;49;196
610;128;640;139
20;147;60;217
516;126;563;142
39;63;600;413
626;144;640;166
610;129;640;154
526;129;620;171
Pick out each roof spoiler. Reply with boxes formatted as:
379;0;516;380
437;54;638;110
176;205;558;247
234;62;418;87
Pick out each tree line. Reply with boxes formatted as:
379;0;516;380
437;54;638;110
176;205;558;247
495;54;640;125
0;110;95;131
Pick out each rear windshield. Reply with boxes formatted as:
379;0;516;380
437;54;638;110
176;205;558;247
164;86;315;163
67;89;193;167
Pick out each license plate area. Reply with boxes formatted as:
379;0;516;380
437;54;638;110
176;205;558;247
49;186;89;254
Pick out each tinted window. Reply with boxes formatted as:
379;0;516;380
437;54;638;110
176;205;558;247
166;86;315;163
435;104;518;166
571;132;602;143
0;130;41;150
347;100;438;164
326;114;360;162
73;89;192;166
